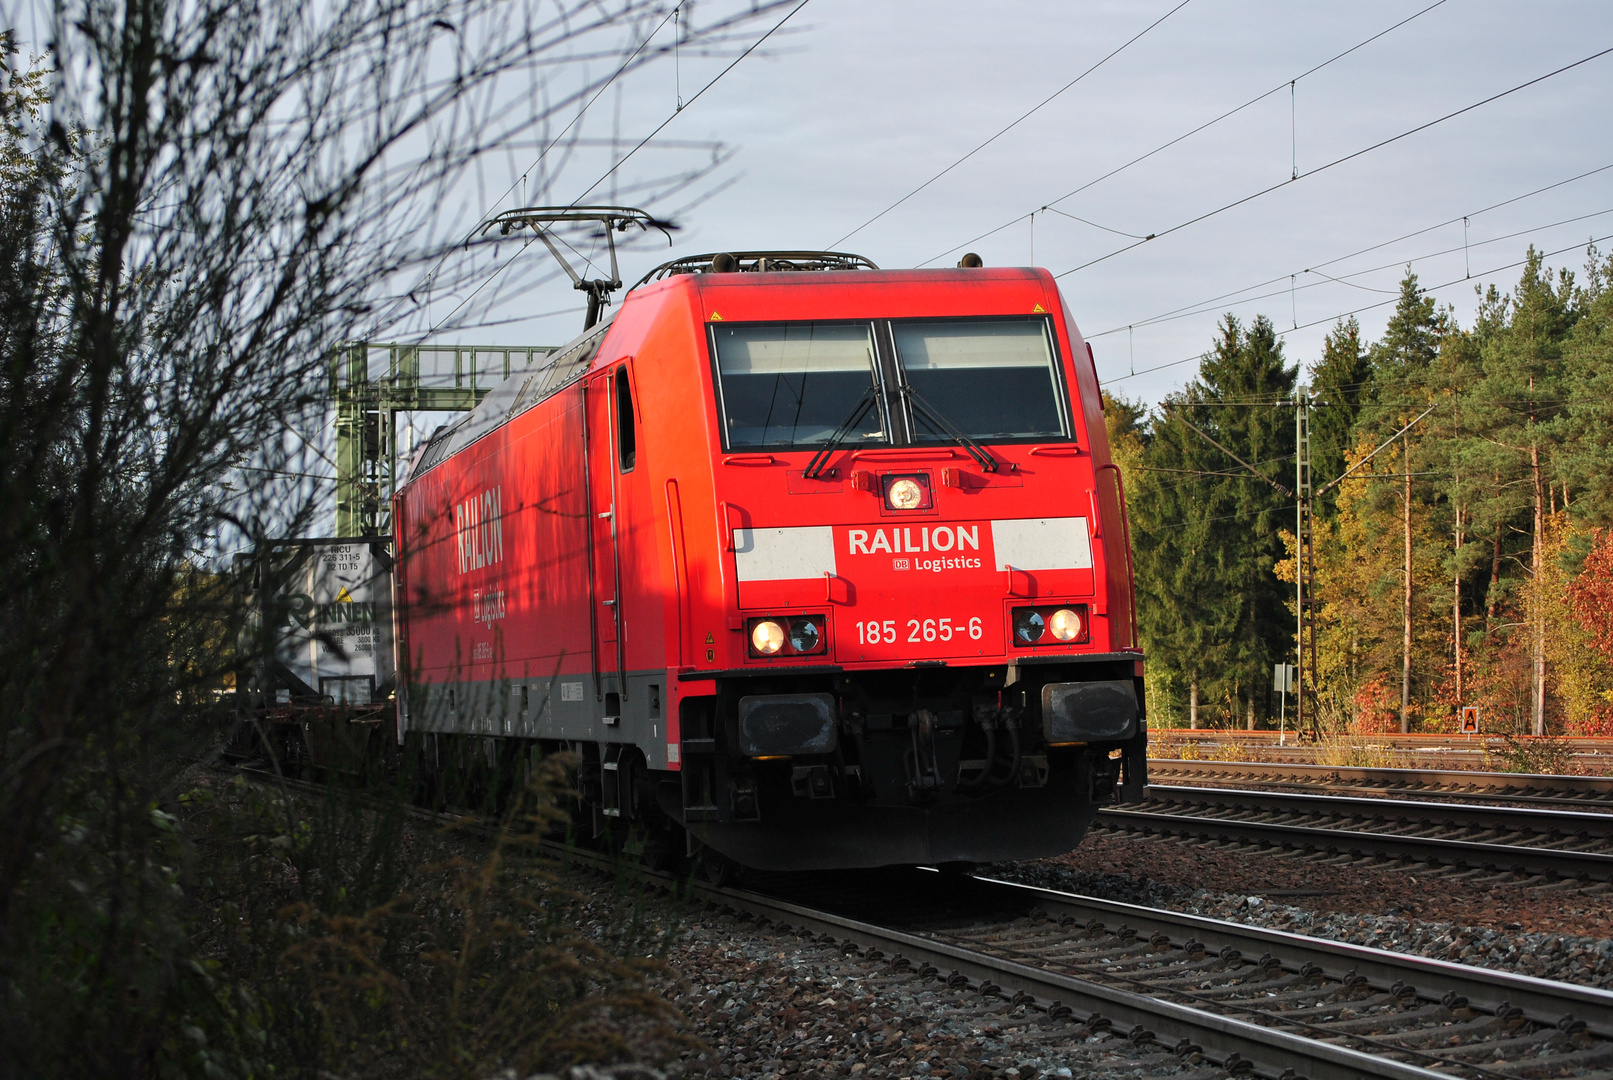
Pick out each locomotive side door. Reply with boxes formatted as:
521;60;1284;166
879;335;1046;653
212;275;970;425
586;365;634;711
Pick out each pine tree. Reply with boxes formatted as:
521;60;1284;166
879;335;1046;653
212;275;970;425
1132;390;1220;727
1309;317;1372;518
1427;325;1486;704
1133;315;1295;728
1364;271;1450;731
1562;246;1613;524
1457;249;1578;733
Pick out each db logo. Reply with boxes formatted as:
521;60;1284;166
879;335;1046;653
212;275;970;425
893;558;910;571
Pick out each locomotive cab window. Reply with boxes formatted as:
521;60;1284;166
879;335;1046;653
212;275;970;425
891;318;1070;443
711;321;886;449
614;366;636;472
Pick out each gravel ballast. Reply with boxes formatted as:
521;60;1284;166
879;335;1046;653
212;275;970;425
989;831;1613;989
666;907;1228;1080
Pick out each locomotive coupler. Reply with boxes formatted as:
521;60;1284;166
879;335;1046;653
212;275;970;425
993;707;1024;791
907;709;944;799
956;701;998;791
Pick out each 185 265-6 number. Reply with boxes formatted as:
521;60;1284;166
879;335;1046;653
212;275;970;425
855;616;983;645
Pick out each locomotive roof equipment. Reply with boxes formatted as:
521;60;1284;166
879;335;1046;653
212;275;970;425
634;250;880;287
477;205;674;329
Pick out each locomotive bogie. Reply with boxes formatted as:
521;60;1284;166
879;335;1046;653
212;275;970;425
392;264;1147;870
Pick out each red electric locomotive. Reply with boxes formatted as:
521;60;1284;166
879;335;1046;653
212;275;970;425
393;246;1146;872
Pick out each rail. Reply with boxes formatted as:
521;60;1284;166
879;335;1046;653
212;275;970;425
1148;758;1613;808
1096;785;1613;881
558;848;1613;1080
237;767;1613;1080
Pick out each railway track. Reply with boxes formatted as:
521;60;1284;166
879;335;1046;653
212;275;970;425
564;851;1613;1080
238;766;1613;1079
1145;738;1613;777
1148;759;1613;810
1094;785;1613;884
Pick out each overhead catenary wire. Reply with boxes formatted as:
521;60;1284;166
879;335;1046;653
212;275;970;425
1089;160;1613;337
1155;502;1298;532
420;0;812;340
1055;43;1613;281
566;0;812;210
478;5;683;233
1314;403;1438;498
396;4;687;329
1091;199;1613;339
827;0;1195;250
918;0;1452;267
1108;227;1613;383
1164;409;1293;495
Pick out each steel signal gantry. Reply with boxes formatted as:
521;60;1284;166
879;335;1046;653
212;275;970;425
332;342;554;537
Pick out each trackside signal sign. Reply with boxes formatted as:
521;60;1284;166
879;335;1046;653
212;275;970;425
1459;705;1479;735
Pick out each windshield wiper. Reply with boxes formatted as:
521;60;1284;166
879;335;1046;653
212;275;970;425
903;386;998;473
802;386;879;480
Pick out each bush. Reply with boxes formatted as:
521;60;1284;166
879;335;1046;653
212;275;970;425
1;753;693;1078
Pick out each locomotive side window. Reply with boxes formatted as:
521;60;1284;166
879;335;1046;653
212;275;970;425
891;318;1071;443
614;366;636;472
711;322;886;449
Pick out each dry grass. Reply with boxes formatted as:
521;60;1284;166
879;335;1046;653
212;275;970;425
1310;734;1409;769
172;756;693;1079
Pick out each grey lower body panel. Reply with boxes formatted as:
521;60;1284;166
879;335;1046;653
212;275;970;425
402;668;674;768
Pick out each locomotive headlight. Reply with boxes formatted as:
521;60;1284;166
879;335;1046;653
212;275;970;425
788;617;822;654
886;477;925;510
1048;607;1083;642
751;619;786;655
1013;603;1089;647
748;613;829;658
1014;608;1045;644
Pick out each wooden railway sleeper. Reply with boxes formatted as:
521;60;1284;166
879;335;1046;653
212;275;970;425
1417;1025;1573;1063
1387;1012;1532;1050
1139;952;1253;980
1161;972;1310;1003
1051;951;1197;978
1253;986;1418;1014
1293;999;1455;1035
1499;1039;1613;1073
1005;945;1158;973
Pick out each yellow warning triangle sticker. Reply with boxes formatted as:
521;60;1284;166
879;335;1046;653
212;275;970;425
709;312;724;321
1031;303;1047;314
705;631;715;644
335;586;353;602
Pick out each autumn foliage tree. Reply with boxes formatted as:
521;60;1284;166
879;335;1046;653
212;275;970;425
1564;528;1613;734
1130;249;1613;737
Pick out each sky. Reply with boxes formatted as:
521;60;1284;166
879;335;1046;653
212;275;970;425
424;0;1613;409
